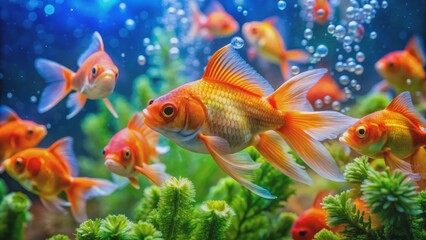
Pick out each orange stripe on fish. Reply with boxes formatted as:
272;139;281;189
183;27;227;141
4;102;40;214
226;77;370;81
143;45;357;199
35;32;119;119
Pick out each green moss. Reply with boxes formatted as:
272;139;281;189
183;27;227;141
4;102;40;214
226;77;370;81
47;234;71;240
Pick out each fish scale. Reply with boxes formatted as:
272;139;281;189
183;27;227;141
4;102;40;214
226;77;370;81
190;80;283;148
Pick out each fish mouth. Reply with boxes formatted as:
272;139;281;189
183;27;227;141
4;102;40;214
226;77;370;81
375;61;385;72
142;109;160;127
95;70;116;91
105;159;127;176
339;132;351;146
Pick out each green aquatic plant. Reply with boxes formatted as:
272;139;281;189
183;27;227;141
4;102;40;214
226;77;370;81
347;93;391;118
47;234;71;240
314;229;341;240
0;192;32;240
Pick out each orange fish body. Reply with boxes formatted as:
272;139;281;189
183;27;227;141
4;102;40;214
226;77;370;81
189;1;239;40
340;92;426;180
2;137;117;222
0;106;46;163
291;191;336;240
35;31;119;119
375;36;426;101
354;198;382;230
143;45;356;199
312;0;331;24
306;73;345;109
103;113;169;189
242;18;310;80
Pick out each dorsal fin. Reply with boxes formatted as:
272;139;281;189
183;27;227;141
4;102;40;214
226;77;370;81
264;16;278;26
205;0;225;14
313;190;334;209
128;113;160;152
202;45;274;97
49;137;79;177
77;32;104;67
405;36;425;65
386;92;426;127
0;105;19;125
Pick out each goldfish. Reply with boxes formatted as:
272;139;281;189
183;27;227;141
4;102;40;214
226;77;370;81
340;92;425;180
35;31;119;119
2;137;117;222
312;0;332;24
375;36;426;103
242;18;310;80
306;73;345;109
189;1;239;40
142;45;356;199
291;191;337;240
0;106;46;166
103;113;169;189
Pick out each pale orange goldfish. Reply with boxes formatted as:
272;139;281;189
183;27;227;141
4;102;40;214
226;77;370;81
189;1;239;40
312;0;332;24
242;18;310;80
2;137;117;222
340;92;425;180
306;73;345;109
103;113;169;189
35;32;119;119
375;36;426;102
0;106;46;164
142;45;356;199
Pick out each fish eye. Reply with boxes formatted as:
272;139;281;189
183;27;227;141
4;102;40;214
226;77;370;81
123;148;131;159
102;148;106;155
299;230;307;236
148;99;155;105
162;104;176;118
92;66;97;76
251;27;258;35
388;62;395;68
356;126;367;138
27;129;34;135
15;158;23;168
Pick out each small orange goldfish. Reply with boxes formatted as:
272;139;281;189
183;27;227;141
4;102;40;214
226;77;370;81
242;18;310;80
35;32;119;119
0;106;46;165
340;92;425;180
306;73;345;109
143;45;356;199
2;137;117;222
103;113;169;189
291;191;337;240
375;36;426;101
189;1;239;40
312;0;332;24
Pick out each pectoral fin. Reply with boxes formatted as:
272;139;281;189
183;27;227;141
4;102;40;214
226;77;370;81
128;177;140;189
103;98;118;118
383;150;420;181
199;134;276;199
40;196;69;212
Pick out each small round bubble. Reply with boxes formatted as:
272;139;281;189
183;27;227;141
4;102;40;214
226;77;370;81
277;0;287;10
316;44;328;57
145;45;155;55
370;31;377;39
143;38;150;46
347;61;356;72
327;24;335;34
6;92;13;99
324;95;332;104
46;123;51;129
231;37;244;49
314;99;324;109
407;79;412;85
355;84;361;91
354;45;360;52
339;75;350;85
291;66;300;75
242;10;248;16
304;28;313;40
301;39;308;46
344;88;352;99
346;6;355;18
332;101;341;111
237;6;243;12
316;8;325;17
169;37;179;46
137;55;146;65
355;64;364;75
44;4;55;15
337;54;343;60
125;19;136;30
30;96;37;102
169;47;180;58
350;79;358;87
334;25;346;38
348;21;358;32
382;1;388;8
335;62;345;72
344;45;352;53
306;46;315;53
343;36;353;45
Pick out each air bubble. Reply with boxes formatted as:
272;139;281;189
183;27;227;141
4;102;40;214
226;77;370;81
314;99;324;109
143;38;150;46
231;37;244;49
370;31;377;39
339;75;350;85
291;66;300;75
344;88;352;99
6;92;12;99
332;101;341;111
334;25;346;38
125;19;135;30
335;62;345;72
354;45;360;52
350;79;358;87
343;36;353;45
169;47;180;58
306;46;315;53
317;8;325;17
355;64;364;75
170;37;179;46
407;79;412;85
46;123;51;129
316;45;328;57
237;6;243;12
145;45;155;55
301;39;308;46
355;84;361;91
277;0;287;10
30;96;37;102
324;95;331;104
304;28;313;40
382;1;388;8
327;24;335;34
137;55;146;65
356;52;365;62
337;54;343;61
344;45;352;53
242;10;248;16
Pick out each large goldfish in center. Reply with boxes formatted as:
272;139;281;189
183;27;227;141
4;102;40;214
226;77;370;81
35;32;119;119
143;45;356;199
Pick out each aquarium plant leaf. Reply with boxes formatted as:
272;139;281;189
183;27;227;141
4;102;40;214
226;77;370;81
0;192;32;240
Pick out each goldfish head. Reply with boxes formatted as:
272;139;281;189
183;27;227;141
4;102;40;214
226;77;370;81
375;52;405;85
142;88;206;143
2;151;32;182
103;129;138;177
83;53;119;99
291;208;328;240
11;121;47;150
242;22;265;47
339;117;387;157
207;11;239;37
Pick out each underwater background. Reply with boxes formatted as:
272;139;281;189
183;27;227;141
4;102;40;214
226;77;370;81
1;0;426;239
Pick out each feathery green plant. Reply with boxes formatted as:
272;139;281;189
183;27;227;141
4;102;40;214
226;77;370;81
0;192;32;240
314;229;341;240
47;234;71;240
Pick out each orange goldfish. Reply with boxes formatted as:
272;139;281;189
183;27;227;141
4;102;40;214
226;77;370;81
189;1;239;40
375;36;426;102
306;73;345;109
242;18;310;80
291;191;337;240
103;113;169;189
2;137;117;222
312;0;332;24
0;106;46;165
142;45;356;199
35;31;119;119
340;92;425;180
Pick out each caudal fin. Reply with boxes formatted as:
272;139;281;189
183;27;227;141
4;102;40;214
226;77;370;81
66;177;116;223
269;69;358;182
35;58;74;113
280;50;310;80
